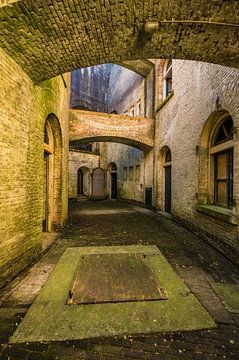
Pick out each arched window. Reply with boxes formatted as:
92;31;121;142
197;111;236;224
210;116;233;208
164;60;172;99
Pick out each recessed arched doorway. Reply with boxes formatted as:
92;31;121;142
92;168;105;200
163;147;172;213
43;121;54;232
108;163;117;199
77;168;84;196
43;114;63;232
157;146;172;214
77;167;91;198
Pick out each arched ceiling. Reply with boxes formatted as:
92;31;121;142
1;0;238;83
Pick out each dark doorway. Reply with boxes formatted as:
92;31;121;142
109;163;117;199
165;165;172;213
145;187;153;209
77;168;84;196
111;172;117;199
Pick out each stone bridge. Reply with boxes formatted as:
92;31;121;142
69;110;154;151
1;1;239;83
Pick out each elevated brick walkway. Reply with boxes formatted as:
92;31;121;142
69;109;154;151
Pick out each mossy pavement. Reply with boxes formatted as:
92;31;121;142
0;200;238;359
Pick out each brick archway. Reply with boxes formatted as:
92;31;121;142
1;1;238;83
45;113;63;231
69;110;154;151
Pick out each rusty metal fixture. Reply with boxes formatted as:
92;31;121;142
144;21;160;33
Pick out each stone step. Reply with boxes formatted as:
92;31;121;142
77;195;88;202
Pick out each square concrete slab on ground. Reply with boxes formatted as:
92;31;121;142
69;253;166;304
10;245;216;343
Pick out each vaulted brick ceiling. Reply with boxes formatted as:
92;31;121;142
1;1;238;83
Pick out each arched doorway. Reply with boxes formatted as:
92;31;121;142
77;167;91;198
43;121;54;232
77;168;84;196
108;163;117;199
43;114;63;232
164;148;172;213
157;146;172;214
92;168;105;200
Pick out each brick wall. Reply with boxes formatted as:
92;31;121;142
68;151;100;199
106;66;155;204
0;49;70;288
1;1;239;82
108;66;145;116
69;109;154;151
155;60;239;259
106;143;145;203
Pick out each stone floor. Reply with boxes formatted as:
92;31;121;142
0;200;239;359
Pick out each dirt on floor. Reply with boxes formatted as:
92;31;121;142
0;200;238;360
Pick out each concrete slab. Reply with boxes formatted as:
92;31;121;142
10;245;216;344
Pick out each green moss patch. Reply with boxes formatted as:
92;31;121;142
211;283;239;313
10;246;215;343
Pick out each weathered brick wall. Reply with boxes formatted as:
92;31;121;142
0;49;70;288
106;143;145;203
108;66;145;115
69;109;154;151
68;151;100;199
155;60;239;258
1;1;238;82
105;65;155;204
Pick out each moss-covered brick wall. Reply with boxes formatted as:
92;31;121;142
0;49;70;289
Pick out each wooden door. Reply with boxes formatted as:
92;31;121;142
92;168;105;199
165;165;171;213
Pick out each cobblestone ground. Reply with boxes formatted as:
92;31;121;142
0;200;239;360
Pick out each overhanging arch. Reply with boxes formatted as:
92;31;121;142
69;109;154;151
70;137;152;152
1;1;239;83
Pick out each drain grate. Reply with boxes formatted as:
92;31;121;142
67;253;167;305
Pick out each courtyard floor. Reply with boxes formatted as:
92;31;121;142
0;200;238;359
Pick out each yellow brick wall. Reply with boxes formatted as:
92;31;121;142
0;49;70;288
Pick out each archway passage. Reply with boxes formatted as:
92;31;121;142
1;1;239;83
92;168;105;200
